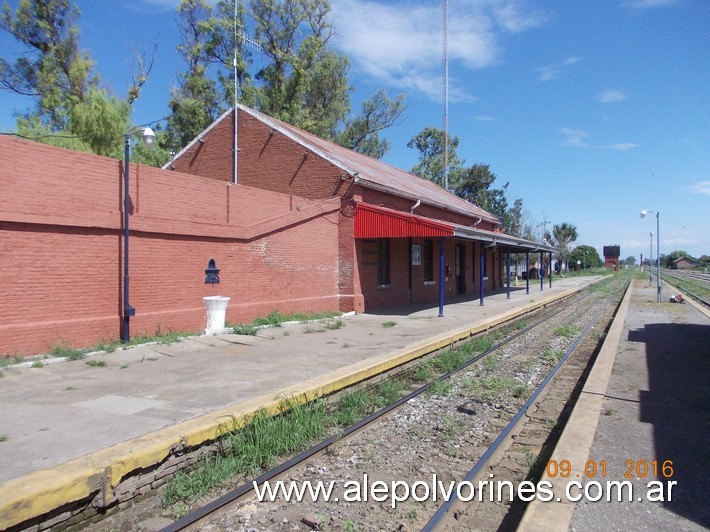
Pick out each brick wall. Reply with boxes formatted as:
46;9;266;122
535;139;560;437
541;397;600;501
0;136;342;356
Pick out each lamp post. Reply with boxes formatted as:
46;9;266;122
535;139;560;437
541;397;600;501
648;231;653;284
123;127;156;342
583;251;587;272
641;210;661;303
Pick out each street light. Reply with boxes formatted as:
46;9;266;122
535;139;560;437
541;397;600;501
640;209;661;303
648;231;653;284
583;250;587;271
123;127;156;342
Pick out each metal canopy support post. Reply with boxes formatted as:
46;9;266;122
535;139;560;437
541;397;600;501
549;252;553;288
540;252;544;291
438;237;445;317
479;246;485;306
122;134;132;342
525;252;530;294
506;247;511;299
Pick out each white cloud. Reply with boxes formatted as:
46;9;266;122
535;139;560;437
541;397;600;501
536;56;581;81
329;0;547;101
609;142;640;151
664;238;698;246
686;181;710;195
560;128;589;147
597;90;628;102
473;115;496;121
623;0;681;9
622;239;645;248
559;128;639;150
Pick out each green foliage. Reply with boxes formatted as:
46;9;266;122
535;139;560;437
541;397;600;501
546;223;578;271
0;0;96;130
554;325;577;338
663;250;692;268
51;343;87;361
569;245;602;269
336;89;406;158
381;320;397;328
407;127;465;188
165;397;331;503
69;88;130;155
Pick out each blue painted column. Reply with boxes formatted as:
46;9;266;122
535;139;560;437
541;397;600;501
438;237;445;317
479;246;485;306
506;247;511;299
549;252;553;288
525;252;530;294
540;252;544;291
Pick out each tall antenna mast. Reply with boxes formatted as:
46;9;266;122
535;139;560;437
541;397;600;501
233;0;262;184
443;0;449;191
233;0;238;184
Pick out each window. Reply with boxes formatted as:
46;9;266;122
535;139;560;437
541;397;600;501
377;239;390;286
423;239;434;282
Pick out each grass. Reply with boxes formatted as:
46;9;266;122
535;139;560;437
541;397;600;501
164;397;331;503
427;378;453;397
0;435;7;443
381;320;397;328
0;355;23;369
554;324;578;338
542;346;564;364
31;360;44;368
85;359;106;367
51;343;87;361
523;447;538;470
462;375;518;402
230;310;342;336
163;375;410;507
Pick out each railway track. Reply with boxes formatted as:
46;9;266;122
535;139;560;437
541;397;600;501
116;275;627;532
660;269;710;306
80;277;623;531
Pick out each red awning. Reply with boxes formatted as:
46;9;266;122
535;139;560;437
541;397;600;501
354;203;454;238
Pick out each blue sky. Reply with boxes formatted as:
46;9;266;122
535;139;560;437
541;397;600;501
1;0;708;259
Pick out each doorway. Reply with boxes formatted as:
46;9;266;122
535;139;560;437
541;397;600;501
455;244;465;295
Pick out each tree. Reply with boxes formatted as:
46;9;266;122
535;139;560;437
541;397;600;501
407;127;465;188
0;0;96;130
624;255;637;266
161;0;405;159
336;89;406;159
546;223;578;274
165;0;225;153
1;0;158;160
569;245;602;269
663;250;692;268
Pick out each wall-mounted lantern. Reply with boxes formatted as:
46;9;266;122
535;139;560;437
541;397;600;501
205;258;220;285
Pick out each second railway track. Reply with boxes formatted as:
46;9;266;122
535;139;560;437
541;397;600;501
87;274;629;532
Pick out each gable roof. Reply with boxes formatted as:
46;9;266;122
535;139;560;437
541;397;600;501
166;105;500;226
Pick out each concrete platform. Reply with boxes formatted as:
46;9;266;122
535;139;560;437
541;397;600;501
0;276;597;530
519;279;710;531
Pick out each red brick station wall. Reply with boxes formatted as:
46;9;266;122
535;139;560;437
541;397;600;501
0;136;341;356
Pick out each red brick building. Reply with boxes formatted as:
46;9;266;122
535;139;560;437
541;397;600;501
169;105;551;313
0;105;551;356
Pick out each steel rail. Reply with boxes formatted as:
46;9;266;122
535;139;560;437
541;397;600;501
160;290;595;532
421;279;628;531
659;271;710;307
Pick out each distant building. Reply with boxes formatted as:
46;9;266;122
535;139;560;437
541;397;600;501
671;257;696;270
603;245;620;271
